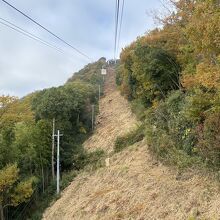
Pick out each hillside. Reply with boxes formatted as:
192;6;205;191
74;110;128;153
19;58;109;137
0;58;106;220
43;68;220;220
67;58;106;85
83;68;137;153
1;1;220;219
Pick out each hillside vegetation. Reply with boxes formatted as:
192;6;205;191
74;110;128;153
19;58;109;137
43;68;220;220
0;58;106;220
67;57;106;85
1;0;220;219
117;0;220;170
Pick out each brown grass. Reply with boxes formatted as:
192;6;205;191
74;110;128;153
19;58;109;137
43;68;220;220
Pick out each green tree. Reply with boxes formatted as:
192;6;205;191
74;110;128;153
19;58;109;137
32;81;98;170
118;41;180;105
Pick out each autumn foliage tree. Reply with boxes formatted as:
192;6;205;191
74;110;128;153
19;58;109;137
117;0;220;167
0;164;34;220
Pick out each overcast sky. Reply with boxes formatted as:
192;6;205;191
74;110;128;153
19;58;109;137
0;0;164;97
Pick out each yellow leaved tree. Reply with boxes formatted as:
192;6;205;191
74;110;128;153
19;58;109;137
0;164;34;220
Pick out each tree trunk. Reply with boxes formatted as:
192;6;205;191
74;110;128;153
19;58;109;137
40;153;45;193
46;167;49;188
0;204;4;220
41;164;45;193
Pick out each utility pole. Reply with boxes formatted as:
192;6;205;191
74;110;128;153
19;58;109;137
91;104;95;131
54;130;63;194
98;84;101;101
52;118;55;180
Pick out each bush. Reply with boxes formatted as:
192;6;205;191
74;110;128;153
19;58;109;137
130;99;146;120
74;149;105;171
197;112;220;167
166;148;202;171
144;91;198;157
60;170;78;190
83;150;105;171
116;64;123;86
145;125;174;158
114;125;144;152
183;89;213;123
146;124;202;170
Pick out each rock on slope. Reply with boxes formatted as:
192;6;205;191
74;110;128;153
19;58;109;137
43;68;220;220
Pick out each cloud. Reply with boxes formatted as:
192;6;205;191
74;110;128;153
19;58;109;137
0;0;163;97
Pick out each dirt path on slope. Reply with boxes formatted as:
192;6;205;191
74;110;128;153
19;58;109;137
43;68;220;220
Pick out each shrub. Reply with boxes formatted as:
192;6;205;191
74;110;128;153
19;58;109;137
130;99;146;121
146;124;202;170
74;149;105;171
183;89;213;123
145;91;198;156
60;170;78;190
197;112;220;167
145;126;174;158
83;150;105;171
114;125;144;152
116;64;123;86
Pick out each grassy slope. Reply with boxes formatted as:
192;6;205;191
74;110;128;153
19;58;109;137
43;69;220;220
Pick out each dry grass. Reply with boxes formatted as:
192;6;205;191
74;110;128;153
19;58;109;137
83;69;137;154
91;188;115;199
43;68;220;220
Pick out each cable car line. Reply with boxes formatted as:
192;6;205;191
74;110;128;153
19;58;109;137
114;0;125;61
117;0;125;56
114;0;120;60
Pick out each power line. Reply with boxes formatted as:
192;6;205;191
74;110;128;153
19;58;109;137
0;18;75;60
114;0;120;60
117;0;125;56
115;0;118;30
0;20;63;54
0;17;70;56
114;0;119;60
1;0;92;61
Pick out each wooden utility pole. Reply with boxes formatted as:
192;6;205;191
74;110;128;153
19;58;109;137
52;118;55;180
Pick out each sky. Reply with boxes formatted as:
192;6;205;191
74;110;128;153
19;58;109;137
0;0;164;97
